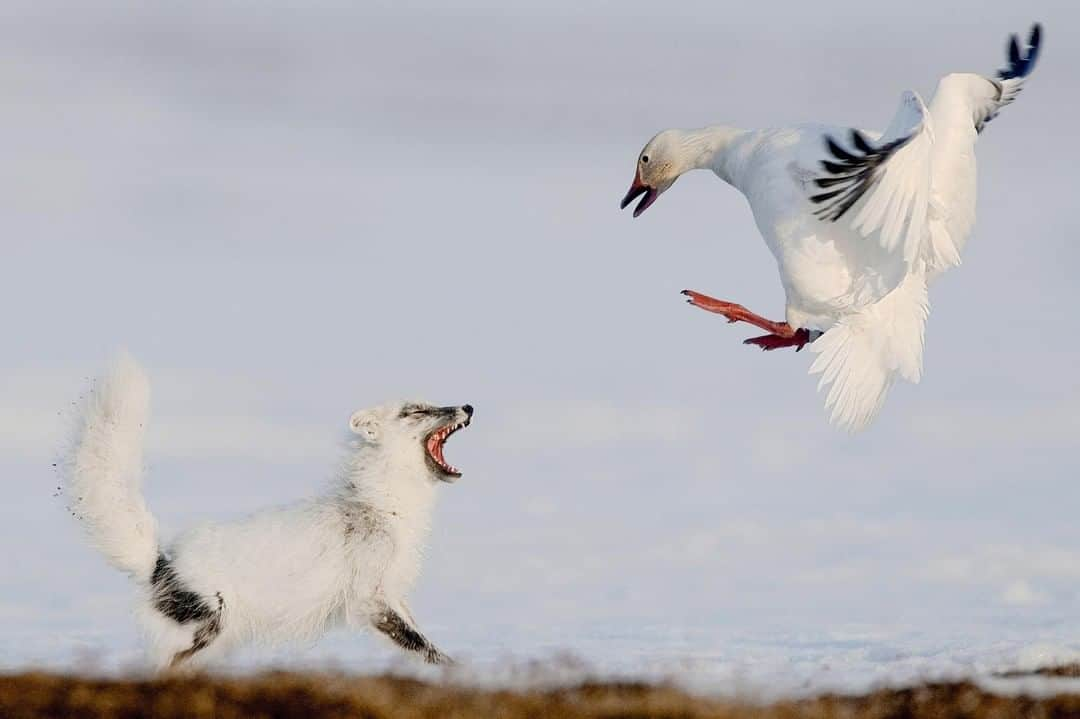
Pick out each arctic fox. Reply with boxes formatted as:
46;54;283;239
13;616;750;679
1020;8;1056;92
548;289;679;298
62;353;472;670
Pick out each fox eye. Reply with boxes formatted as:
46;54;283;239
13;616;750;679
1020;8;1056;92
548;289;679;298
641;155;649;164
399;405;427;418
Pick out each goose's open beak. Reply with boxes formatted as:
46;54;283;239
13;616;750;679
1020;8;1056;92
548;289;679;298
620;170;657;217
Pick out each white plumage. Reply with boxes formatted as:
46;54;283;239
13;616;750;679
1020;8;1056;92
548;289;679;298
622;25;1042;430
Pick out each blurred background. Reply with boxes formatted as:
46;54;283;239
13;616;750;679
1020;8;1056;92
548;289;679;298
1;0;1077;693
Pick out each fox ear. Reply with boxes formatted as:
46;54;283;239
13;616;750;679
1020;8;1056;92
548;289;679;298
349;410;380;441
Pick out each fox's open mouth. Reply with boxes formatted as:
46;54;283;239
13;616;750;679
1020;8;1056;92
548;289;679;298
425;417;470;479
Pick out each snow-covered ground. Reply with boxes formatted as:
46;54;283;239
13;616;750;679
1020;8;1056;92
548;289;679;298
7;581;1080;698
2;0;1078;699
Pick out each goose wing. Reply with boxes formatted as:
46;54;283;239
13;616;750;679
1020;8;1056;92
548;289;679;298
808;24;1041;272
809;90;933;268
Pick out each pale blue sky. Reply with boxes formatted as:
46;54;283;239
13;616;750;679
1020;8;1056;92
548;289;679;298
2;0;1078;690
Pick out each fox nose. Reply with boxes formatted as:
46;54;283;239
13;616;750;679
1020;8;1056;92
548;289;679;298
462;404;474;417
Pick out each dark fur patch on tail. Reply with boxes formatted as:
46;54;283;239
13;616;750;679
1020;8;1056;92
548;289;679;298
151;554;214;624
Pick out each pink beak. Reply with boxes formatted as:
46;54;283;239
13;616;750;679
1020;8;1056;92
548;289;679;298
620;168;657;217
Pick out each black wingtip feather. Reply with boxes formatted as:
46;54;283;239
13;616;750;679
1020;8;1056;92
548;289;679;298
809;188;845;204
998;22;1042;80
825;137;858;163
1008;34;1021;68
821;159;850;175
851;130;873;154
814;175;851;189
810;130;912;221
1027;23;1042;70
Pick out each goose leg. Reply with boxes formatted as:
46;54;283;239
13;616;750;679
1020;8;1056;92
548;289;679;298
743;330;813;352
681;289;794;335
681;290;815;352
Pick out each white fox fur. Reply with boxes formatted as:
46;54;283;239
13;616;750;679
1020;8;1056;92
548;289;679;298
67;352;158;579
63;353;472;670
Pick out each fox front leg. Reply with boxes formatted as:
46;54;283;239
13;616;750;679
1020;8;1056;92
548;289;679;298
371;602;452;665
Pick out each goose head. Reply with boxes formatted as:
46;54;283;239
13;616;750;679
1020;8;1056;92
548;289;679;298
619;130;686;217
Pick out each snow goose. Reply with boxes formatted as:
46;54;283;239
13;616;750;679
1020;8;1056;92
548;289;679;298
621;25;1042;431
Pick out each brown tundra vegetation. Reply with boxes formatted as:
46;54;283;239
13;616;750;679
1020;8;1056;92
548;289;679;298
2;669;1080;719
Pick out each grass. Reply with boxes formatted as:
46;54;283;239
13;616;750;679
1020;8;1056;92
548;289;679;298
998;663;1080;678
2;671;1080;719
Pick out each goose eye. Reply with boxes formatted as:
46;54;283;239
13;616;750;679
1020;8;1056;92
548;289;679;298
641;155;650;164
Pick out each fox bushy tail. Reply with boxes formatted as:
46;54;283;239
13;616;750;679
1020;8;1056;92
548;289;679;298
809;272;929;432
64;352;158;580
